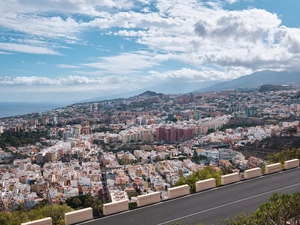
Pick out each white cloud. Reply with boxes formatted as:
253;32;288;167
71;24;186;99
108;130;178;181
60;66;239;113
0;43;61;55
0;0;134;17
57;64;83;69
82;51;163;74
1;0;300;101
0;66;251;93
0;51;11;54
149;67;252;82
226;0;239;4
0;13;83;40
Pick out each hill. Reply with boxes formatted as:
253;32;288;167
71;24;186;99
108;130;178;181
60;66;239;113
258;84;291;92
195;70;300;92
137;90;163;98
236;136;300;159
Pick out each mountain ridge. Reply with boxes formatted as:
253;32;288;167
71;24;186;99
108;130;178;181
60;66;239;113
194;70;300;92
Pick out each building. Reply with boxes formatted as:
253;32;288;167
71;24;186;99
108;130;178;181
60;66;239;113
156;127;166;141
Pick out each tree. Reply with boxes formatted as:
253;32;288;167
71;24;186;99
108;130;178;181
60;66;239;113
222;192;300;225
66;195;103;217
175;166;222;193
66;197;82;209
39;204;73;225
0;204;73;225
267;147;300;165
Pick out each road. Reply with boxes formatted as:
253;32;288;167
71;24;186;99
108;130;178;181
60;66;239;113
80;167;300;225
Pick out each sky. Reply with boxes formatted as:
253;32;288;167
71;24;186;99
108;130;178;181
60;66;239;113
0;0;300;103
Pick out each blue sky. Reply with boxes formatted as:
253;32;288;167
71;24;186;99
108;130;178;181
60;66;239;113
0;0;300;102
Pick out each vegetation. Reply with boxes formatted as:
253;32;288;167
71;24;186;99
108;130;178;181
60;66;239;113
267;147;300;165
65;195;104;217
218;124;253;132
192;149;208;163
0;130;47;149
236;136;300;160
128;202;138;210
174;166;222;193
222;192;300;225
0;204;73;225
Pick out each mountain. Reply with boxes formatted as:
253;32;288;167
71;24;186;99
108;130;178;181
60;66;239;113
137;90;163;98
194;70;300;92
83;80;220;102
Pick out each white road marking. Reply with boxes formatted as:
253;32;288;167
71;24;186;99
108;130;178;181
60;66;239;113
157;182;300;225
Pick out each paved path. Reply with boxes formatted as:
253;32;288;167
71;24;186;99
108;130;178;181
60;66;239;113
80;167;300;225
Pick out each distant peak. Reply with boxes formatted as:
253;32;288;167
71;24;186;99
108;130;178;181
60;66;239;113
138;90;161;97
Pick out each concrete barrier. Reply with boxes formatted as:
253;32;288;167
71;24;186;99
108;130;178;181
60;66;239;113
244;168;262;179
65;207;93;225
137;192;160;207
195;178;216;192
21;217;52;225
221;173;240;185
103;199;129;215
284;159;300;170
168;184;190;199
265;163;282;174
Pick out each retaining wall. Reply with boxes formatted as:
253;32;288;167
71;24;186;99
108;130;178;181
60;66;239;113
137;192;160;207
21;217;52;225
244;168;262;179
265;163;282;174
221;173;240;185
195;178;216;192
103;199;129;216
284;159;300;170
65;207;93;225
168;184;190;199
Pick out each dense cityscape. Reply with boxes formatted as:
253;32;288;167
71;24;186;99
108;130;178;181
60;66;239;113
1;0;300;224
1;87;300;222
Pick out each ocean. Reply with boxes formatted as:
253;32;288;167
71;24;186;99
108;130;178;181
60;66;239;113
0;102;69;118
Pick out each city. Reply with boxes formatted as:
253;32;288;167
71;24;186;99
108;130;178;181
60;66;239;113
1;88;300;224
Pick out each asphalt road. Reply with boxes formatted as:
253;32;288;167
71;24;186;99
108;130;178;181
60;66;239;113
80;167;300;225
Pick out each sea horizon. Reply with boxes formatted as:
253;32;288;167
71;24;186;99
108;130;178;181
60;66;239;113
0;102;70;119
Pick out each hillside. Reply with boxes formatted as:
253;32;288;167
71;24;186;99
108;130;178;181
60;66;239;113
258;84;291;92
137;90;163;98
236;136;300;159
195;70;300;92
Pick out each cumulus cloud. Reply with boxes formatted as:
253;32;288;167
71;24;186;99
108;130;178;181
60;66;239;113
1;0;300;100
149;67;252;82
0;66;251;91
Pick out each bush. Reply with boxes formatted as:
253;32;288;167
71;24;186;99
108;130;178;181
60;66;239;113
129;202;137;210
174;166;222;193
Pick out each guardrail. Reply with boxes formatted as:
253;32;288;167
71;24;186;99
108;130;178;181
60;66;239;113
284;159;299;170
168;184;190;199
22;158;300;225
244;167;262;179
103;199;129;216
265;163;282;174
21;217;52;225
137;192;161;207
221;173;240;185
65;207;93;225
196;178;216;192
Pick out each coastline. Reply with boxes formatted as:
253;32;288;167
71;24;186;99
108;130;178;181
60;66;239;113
0;102;68;118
